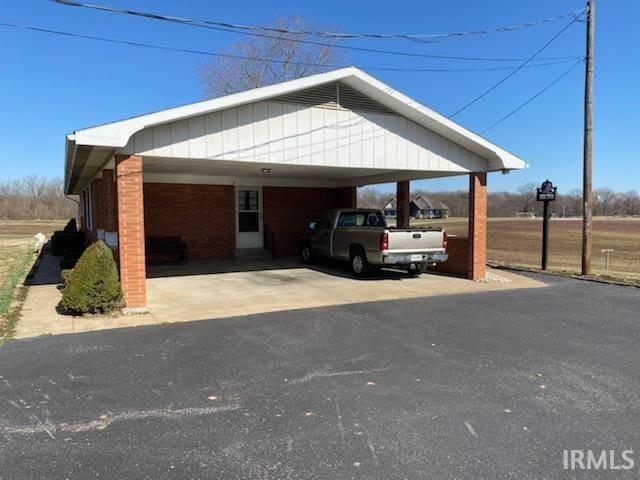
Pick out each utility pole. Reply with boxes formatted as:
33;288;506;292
582;0;595;276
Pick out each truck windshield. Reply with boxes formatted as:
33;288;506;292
337;211;385;228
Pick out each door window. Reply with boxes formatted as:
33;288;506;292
238;190;259;233
238;190;258;211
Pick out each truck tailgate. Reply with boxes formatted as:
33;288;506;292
387;228;444;252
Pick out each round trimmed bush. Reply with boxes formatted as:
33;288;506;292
60;240;123;315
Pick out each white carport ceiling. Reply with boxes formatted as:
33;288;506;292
142;156;463;188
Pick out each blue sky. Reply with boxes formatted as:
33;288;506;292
1;0;638;193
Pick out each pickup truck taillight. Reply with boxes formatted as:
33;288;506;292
379;232;389;251
443;231;448;250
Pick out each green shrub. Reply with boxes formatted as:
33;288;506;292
60;240;123;315
51;230;84;256
60;256;79;270
63;218;78;233
50;231;65;256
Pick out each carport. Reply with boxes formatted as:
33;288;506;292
63;67;527;310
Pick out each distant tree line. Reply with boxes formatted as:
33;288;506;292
1;175;638;220
358;184;640;218
0;176;77;220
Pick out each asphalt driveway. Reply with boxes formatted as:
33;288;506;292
1;272;639;479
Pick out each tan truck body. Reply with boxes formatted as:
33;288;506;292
301;209;448;273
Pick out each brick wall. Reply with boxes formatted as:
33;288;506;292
84;169;118;242
263;186;356;257
93;169;118;232
434;237;470;277
143;183;235;260
79;170;118;244
331;186;357;210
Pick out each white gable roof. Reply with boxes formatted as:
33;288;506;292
66;67;527;174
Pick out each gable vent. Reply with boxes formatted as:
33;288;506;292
273;82;394;114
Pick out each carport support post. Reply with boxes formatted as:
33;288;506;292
397;180;410;228
468;172;487;280
115;154;147;310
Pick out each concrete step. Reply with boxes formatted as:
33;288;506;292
234;248;273;260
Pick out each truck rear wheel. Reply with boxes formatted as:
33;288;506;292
407;263;422;275
350;249;370;277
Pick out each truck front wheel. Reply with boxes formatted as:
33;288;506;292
350;249;370;277
300;243;314;264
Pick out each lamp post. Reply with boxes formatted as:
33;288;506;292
537;180;557;271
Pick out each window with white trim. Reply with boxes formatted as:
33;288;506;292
83;186;93;231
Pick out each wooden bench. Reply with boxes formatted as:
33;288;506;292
145;236;188;265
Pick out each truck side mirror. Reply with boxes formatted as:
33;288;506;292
308;222;317;230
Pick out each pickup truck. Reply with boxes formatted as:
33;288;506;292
300;208;448;276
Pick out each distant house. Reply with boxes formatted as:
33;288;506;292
383;198;397;218
411;195;449;219
383;195;449;219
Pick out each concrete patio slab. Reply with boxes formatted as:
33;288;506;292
146;262;546;324
15;256;546;339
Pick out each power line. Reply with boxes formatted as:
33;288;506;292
51;0;585;45
0;21;583;74
480;59;584;134
449;16;582;118
49;0;581;63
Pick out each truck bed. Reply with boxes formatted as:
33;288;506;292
386;227;445;252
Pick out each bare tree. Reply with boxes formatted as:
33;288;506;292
358;187;389;208
0;176;77;220
562;188;583;217
516;183;537;213
619;191;640;216
199;12;345;98
594;187;616;216
356;186;639;219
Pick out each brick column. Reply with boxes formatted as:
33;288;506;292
115;155;146;309
396;180;410;228
468;172;487;280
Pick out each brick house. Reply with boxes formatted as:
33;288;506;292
410;195;449;219
64;67;527;309
384;195;449;219
383;198;397;218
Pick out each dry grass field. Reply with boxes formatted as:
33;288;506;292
0;220;66;318
414;217;640;284
0;220;65;283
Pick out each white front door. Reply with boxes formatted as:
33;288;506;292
236;187;263;249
